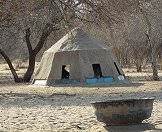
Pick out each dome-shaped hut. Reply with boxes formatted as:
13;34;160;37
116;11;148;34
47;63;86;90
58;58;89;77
33;28;126;85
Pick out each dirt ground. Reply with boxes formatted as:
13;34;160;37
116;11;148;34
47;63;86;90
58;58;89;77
0;64;162;132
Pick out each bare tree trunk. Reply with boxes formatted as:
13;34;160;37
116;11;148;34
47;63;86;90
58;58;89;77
159;44;162;70
145;34;159;80
0;49;22;82
22;28;35;82
151;46;159;80
23;53;36;82
140;7;159;80
136;64;142;72
135;58;143;72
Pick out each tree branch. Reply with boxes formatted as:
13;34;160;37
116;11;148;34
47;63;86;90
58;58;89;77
33;23;59;55
0;49;21;82
25;28;33;54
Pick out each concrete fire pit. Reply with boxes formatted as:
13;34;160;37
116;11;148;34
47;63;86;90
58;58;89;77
91;98;154;126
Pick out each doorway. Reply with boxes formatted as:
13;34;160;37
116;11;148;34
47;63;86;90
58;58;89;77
92;64;103;78
61;65;70;79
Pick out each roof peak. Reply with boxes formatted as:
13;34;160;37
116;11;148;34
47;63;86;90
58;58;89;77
46;28;109;52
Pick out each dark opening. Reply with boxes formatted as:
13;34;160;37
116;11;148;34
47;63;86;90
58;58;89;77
92;64;103;78
114;62;122;75
61;65;70;79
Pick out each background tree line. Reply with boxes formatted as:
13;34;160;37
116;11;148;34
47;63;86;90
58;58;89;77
0;0;162;82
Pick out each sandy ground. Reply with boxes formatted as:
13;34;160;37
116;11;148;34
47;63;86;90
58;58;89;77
0;64;162;132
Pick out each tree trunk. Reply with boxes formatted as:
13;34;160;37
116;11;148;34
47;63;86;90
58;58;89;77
159;44;162;70
140;8;159;81
135;59;142;72
22;24;56;82
152;61;159;80
151;47;159;81
23;54;36;82
0;49;22;82
136;64;142;72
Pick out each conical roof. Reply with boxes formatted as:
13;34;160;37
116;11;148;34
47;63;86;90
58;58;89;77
46;28;109;53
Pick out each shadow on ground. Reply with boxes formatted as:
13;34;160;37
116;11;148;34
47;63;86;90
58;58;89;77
0;81;144;88
0;90;161;108
104;123;162;132
44;82;144;88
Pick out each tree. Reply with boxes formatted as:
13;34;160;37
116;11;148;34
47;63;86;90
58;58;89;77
138;0;161;80
0;23;59;82
108;0;161;80
0;0;61;82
